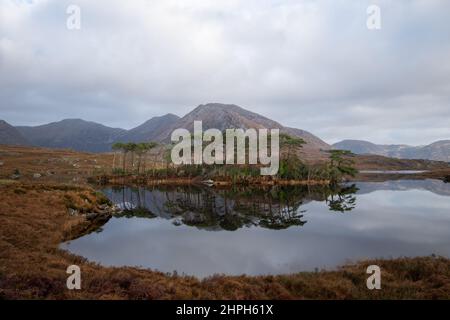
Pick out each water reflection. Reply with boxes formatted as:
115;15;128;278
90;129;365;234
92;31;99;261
327;185;358;213
105;184;358;230
61;179;450;277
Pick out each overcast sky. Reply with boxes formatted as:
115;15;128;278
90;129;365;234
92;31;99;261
1;0;449;145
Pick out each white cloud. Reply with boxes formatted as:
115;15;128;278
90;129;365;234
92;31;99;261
0;0;449;144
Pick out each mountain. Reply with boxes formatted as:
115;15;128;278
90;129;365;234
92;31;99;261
114;114;180;143
154;103;330;152
406;140;450;162
333;139;450;162
16;119;126;153
0;120;30;146
283;127;331;151
332;140;401;155
6;103;329;154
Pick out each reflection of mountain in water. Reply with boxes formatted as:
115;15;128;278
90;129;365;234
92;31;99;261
354;179;450;197
103;185;358;231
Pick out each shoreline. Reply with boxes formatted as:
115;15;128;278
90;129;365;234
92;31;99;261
91;174;332;187
350;170;450;183
1;181;450;299
89;171;450;188
1;145;450;299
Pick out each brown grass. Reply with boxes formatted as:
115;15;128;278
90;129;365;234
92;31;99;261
1;144;450;299
1;182;450;300
2;144;448;185
0;144;113;185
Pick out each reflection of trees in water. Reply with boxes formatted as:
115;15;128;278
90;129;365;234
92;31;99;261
111;186;156;219
106;184;358;230
326;185;358;213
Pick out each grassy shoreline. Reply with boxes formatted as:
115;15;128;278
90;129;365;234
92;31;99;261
91;174;332;187
1;145;450;299
1;144;448;185
1;181;450;299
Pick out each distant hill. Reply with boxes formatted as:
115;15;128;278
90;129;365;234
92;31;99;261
115;114;180;143
154;103;330;153
333;139;450;162
16;119;126;153
0;120;30;146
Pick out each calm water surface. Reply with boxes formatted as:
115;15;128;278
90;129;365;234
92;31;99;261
61;179;450;277
359;170;428;174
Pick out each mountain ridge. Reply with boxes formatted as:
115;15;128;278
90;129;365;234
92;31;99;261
4;103;328;154
154;103;330;152
333;139;450;162
114;113;180;143
5;105;449;163
16;119;126;153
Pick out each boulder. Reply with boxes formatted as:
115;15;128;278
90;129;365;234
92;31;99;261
68;208;78;216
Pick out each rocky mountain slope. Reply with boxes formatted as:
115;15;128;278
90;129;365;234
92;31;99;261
114;114;179;143
155;103;330;153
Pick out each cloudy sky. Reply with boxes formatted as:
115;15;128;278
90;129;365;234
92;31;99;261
1;0;449;145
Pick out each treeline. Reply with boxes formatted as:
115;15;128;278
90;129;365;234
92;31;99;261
110;134;358;184
111;142;160;175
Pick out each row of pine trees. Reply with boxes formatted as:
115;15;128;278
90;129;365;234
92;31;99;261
110;134;357;184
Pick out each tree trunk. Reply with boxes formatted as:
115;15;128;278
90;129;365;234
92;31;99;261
112;152;116;172
137;154;141;174
142;152;147;174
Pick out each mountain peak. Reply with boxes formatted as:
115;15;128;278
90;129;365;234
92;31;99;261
60;118;85;122
114;113;180;143
191;103;244;115
4;104;330;155
192;102;244;112
154;103;330;153
156;113;180;120
164;113;179;118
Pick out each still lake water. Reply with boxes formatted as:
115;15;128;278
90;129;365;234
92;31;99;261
62;179;450;277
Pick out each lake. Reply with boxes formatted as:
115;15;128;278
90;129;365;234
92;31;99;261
359;170;428;174
61;179;450;277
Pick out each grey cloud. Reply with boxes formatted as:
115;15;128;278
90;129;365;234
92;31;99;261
0;0;449;144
